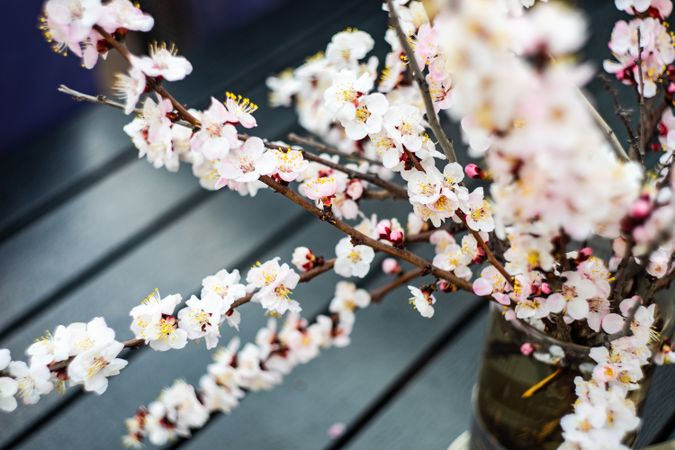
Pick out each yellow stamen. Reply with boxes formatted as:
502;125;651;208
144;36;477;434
87;356;109;378
225;91;259;114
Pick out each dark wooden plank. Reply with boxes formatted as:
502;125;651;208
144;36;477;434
0;160;200;335
7;193;405;450
0;108;133;241
635;368;675;446
7;217;347;449
0;187;301;448
165;0;382;103
0;83;299;340
347;324;675;450
346;316;487;450
174;285;481;449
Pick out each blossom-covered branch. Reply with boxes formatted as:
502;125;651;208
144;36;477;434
123;275;389;447
385;0;458;163
25;1;675;449
0;256;336;409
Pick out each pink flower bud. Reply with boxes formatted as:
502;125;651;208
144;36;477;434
382;258;401;275
578;247;593;261
629;199;652;219
520;342;535;356
658;122;668;136
540;282;552;294
376;219;392;238
292;246;315;272
437;279;454;292
465;163;484;179
390;230;404;246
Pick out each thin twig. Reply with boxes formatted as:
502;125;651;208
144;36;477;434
259;174;483;294
609;238;637;311
247;135;409;199
578;88;630;162
456;211;514;287
636;28;646;161
370;268;425;303
403;147;424;171
386;0;458;163
59;84;128;111
361;189;397;200
287;133;382;166
57;84;410;200
231;258;335;308
598;73;638;155
94;25;201;128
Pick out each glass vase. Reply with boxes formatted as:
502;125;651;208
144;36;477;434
470;301;672;450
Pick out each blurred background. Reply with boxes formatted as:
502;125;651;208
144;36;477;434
1;0;288;154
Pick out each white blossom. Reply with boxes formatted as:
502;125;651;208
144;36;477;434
334;237;375;278
8;361;53;405
178;294;223;349
68;340;127;394
408;286;436;318
129;291;188;351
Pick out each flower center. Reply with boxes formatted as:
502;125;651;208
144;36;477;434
356;106;371;123
347;250;362;263
87;356;109;378
158;318;177;337
274;285;292;300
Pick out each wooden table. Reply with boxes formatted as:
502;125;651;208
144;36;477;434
0;1;672;448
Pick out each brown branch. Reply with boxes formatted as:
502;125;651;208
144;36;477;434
609;238;637;309
48;259;337;373
57;85;409;201
385;0;458;163
598;73;638;157
361;189;397;200
403;147;424;171
287;133;382;166
282;146;408;198
371;268;425;303
259;175;481;294
456;211;514;287
243;134;409;199
94;27;406;197
94;25;201;128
